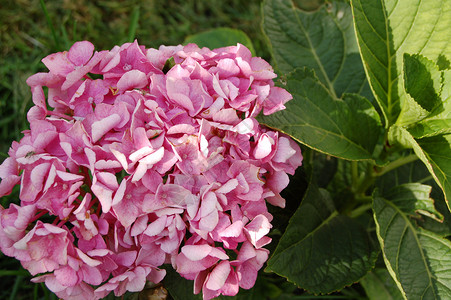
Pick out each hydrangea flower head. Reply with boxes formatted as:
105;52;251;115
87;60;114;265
0;40;302;299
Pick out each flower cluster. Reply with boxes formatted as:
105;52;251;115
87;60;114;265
0;41;302;299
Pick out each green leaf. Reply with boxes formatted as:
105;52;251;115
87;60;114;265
417;134;451;211
262;0;371;98
361;268;404;300
408;68;451;138
266;182;377;294
162;266;202;300
184;27;255;55
376;155;432;194
384;183;443;222
397;54;443;125
351;0;451;127
388;126;451;211
403;54;442;113
373;196;451;299
408;119;451;139
258;68;382;161
375;155;451;236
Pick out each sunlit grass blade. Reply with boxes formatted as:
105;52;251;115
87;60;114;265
39;0;60;50
127;6;140;43
9;276;22;300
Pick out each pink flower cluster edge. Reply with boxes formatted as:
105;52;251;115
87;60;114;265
0;41;302;300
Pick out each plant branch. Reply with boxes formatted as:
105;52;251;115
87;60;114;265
374;154;418;177
348;203;373;218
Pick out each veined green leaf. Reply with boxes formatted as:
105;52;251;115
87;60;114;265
403;54;442;113
184;27;255;55
397;54;443;125
373;196;451;299
375;157;451;236
258;68;382;161
351;0;451;127
361;268;404;300
417;134;451;211
376;156;432;194
388;126;451;211
384;183;443;222
409;119;451;139
408;69;451;138
266;183;377;294
262;0;371;99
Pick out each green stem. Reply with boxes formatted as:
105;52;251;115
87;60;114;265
355;162;375;195
375;154;418;177
348;203;373;218
351;161;359;188
355;195;372;202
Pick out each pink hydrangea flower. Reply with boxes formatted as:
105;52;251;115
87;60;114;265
0;40;302;299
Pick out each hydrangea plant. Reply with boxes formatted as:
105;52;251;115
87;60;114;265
0;40;301;299
2;0;451;299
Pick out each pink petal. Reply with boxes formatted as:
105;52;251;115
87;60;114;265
81;265;103;286
266;194;286;208
91;183;113;213
68;41;94;66
216;179;238;194
208;247;229;260
126;268;147;292
216;58;240;78
237;262;258;289
54;266;78;287
199;210;219;232
157;183;195;208
212;108;240;124
267;171;290;194
166;77;195;112
129;146;154;163
96;172;118;190
143;215;167;236
115;250;137;267
220;221;244;238
132;127;152;149
181;244;213;261
254;134;274;159
167;124;197;135
250;57;276;80
75;248;102;267
42;52;73;75
263;87;292;115
140;147;165;165
205;260;231;290
273;136;297;163
91;114;122;143
244;215;272;248
112;178;127;206
117;70;148;91
194;270;208;295
200;192;218;218
0;175;19;197
255;236;272;248
232;118;255;134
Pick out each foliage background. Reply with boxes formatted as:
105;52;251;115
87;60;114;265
4;0;433;299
